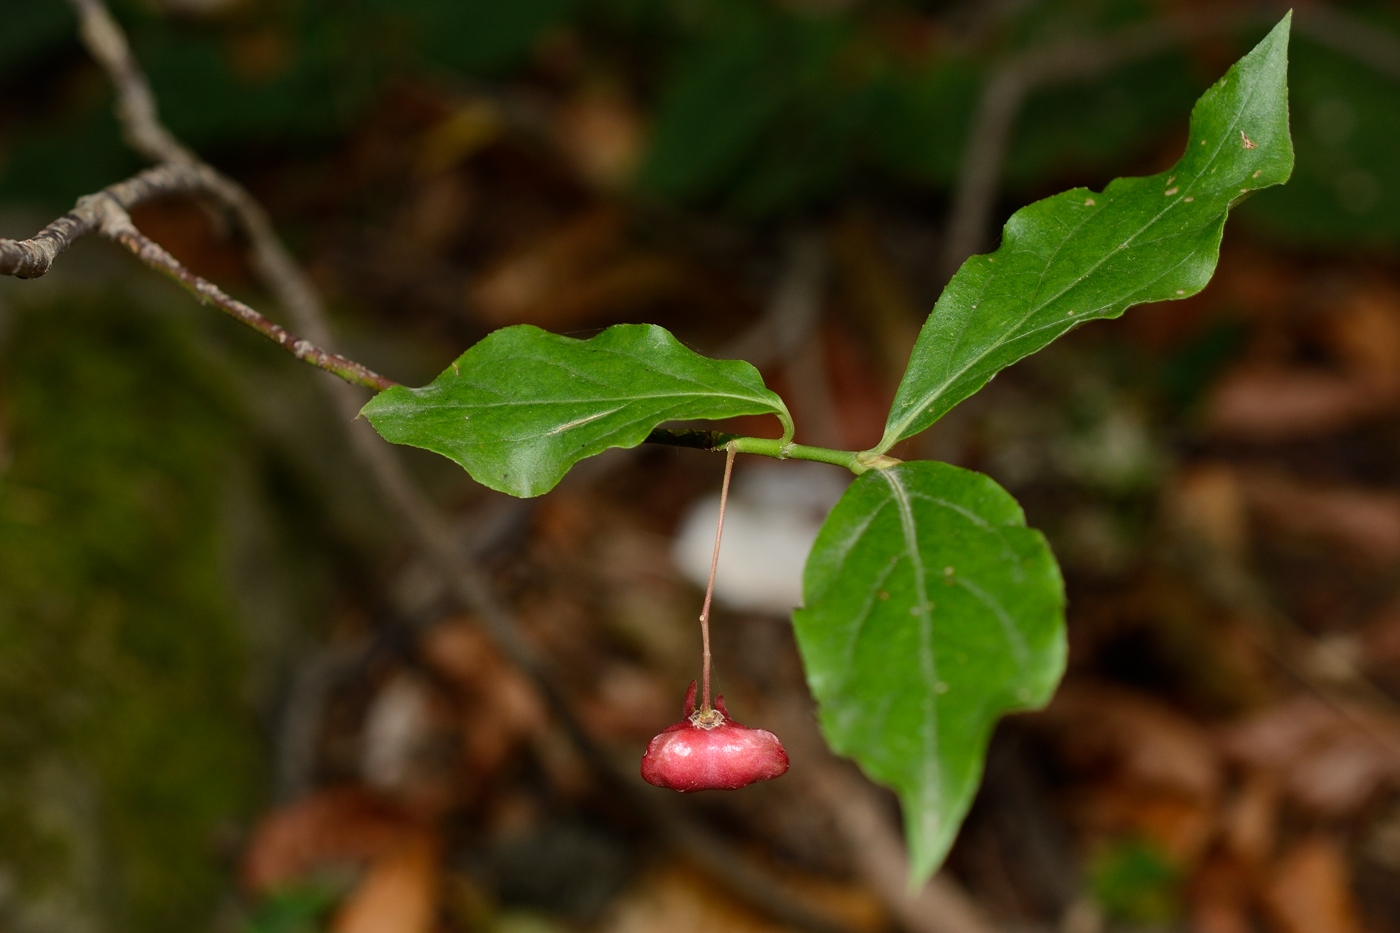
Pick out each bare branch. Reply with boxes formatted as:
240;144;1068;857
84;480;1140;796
0;210;98;279
69;0;192;164
0;163;397;390
96;203;397;391
0;163;203;278
66;0;341;361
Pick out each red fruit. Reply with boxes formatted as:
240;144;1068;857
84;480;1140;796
640;682;789;792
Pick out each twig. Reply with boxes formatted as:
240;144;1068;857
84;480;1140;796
815;766;1000;933
0;164;396;390
63;0;348;372
0;163;202;277
72;0;393;391
70;0;192;165
940;64;1025;282
103;208;395;391
723;231;843;446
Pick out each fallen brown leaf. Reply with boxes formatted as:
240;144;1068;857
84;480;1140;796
128;200;251;285
1359;595;1400;667
469;208;702;331
1206;280;1400;440
1044;683;1222;799
1220;769;1279;866
1242;471;1400;564
471;208;624;327
1188;852;1254;933
1323;282;1400;388
1042;684;1222;863
556;86;644;188
1219;695;1400;817
822;323;896;452
1074;783;1218;865
392;172;474;257
574;662;672;741
332;835;440;933
420;619;549;782
1207;367;1382;441
776;870;887;933
1262;836;1364;933
241;787;423;894
600;863;802;933
1213;248;1303;317
416;100;503;175
1169;463;1249;556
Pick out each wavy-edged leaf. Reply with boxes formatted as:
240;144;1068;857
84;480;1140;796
872;14;1293;454
793;461;1065;884
362;324;792;497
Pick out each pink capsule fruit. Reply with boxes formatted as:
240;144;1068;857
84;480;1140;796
641;681;789;792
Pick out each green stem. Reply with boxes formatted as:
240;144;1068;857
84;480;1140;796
644;429;900;475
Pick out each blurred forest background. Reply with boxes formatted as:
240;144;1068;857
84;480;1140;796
2;1;1400;932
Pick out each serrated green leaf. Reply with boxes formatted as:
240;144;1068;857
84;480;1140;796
793;461;1065;884
872;14;1293;454
361;323;793;497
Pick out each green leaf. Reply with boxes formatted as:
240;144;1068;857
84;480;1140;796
871;14;1293;455
793;461;1065;884
361;323;793;498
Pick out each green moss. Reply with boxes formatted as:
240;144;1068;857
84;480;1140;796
0;295;262;931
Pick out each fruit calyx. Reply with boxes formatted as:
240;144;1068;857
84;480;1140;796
689;705;725;729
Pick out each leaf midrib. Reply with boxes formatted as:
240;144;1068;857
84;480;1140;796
402;390;779;411
883;469;943;819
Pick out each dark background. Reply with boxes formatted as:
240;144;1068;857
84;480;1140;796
2;1;1399;932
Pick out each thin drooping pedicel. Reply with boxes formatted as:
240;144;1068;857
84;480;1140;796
641;445;789;792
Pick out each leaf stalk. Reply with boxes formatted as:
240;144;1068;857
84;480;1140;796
644;429;900;474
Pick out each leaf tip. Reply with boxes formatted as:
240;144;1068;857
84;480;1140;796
904;802;961;892
1248;10;1293;84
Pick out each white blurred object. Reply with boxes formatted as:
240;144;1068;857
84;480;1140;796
361;674;435;793
672;461;848;615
